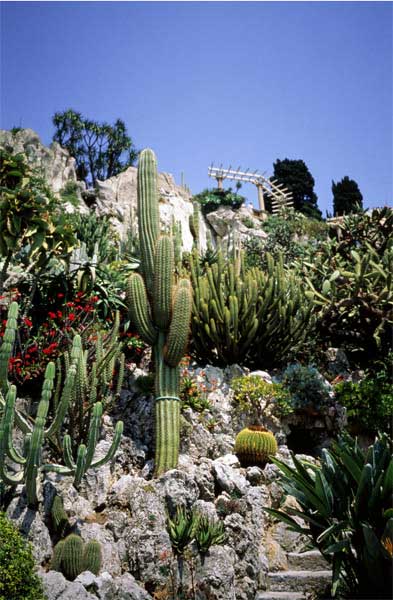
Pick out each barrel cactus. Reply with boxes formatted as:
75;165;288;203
234;426;278;467
52;534;102;580
127;149;192;475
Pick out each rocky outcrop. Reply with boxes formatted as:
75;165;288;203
94;166;210;251
0;128;78;193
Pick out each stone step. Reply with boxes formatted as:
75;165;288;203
256;592;306;600
267;570;332;593
287;550;329;571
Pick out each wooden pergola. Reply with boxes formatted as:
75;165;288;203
208;164;293;219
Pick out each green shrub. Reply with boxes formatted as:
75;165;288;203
281;363;332;412
265;433;393;598
193;187;245;215
231;375;293;422
0;512;44;600
334;365;393;435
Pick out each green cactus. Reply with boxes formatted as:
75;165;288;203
58;533;84;580
189;202;200;251
51;539;65;571
0;362;55;505
52;534;102;579
234;426;278;467
82;539;102;575
0;313;123;502
0;301;18;396
127;149;192;475
44;400;123;488
51;495;70;537
190;251;314;368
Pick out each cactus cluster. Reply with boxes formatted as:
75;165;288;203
234;426;278;467
50;495;102;579
0;303;123;505
127;149;192;475
191;251;314;368
52;534;102;579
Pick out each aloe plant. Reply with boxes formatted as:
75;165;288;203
264;433;393;598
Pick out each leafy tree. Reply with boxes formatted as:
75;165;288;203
332;175;363;216
269;159;322;220
52;109;138;187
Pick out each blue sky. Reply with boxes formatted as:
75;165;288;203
1;1;392;215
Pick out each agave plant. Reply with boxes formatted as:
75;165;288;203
264;433;393;598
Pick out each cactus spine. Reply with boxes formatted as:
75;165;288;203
234;426;278;467
127;149;192;475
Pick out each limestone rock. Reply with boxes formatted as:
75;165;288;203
0;128;79;194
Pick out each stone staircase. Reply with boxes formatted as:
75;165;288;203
257;550;332;600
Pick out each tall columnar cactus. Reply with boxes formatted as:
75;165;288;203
189;201;200;251
0;300;18;396
127;149;192;475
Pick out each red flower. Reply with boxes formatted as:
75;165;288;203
23;317;32;327
68;313;75;322
57;311;62;318
57;293;64;298
48;312;56;319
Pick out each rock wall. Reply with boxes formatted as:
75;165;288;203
94;166;210;252
0;128;78;193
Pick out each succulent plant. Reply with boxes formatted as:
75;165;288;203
234;425;278;467
52;533;102;580
127;149;192;475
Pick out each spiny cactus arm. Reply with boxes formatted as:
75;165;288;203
115;353;125;396
46;364;76;438
0;301;18;395
0;398;25;485
24;362;55;505
127;273;157;345
84;402;102;470
138;148;159;295
153;236;174;330
73;444;87;488
90;420;123;468
0;385;25;465
164;279;192;368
